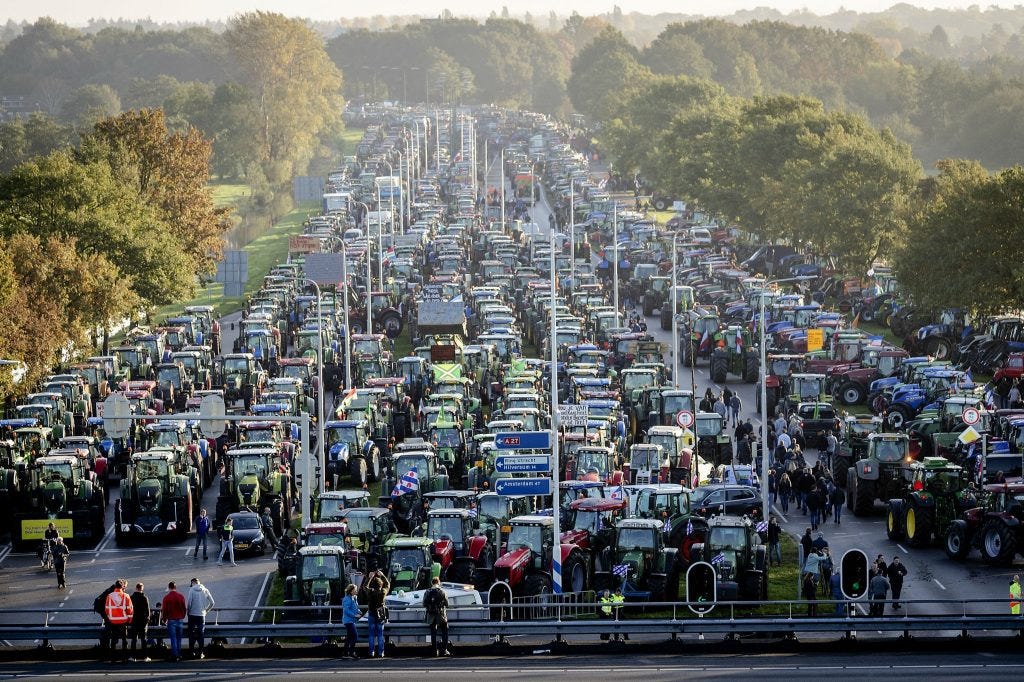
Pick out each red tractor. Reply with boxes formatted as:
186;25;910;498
945;483;1024;564
826;347;908;406
425;507;494;590
491;515;591;599
563;445;625;485
993;353;1024;393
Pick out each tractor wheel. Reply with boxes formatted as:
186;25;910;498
854;479;875;517
563;553;588;594
710;352;728;384
887;405;910;431
904;502;932;547
643;297;655;317
648;574;668;602
740;571;762;601
350;458;368;486
446;558;474;585
833;456;850;487
860;305;875;323
380;311;403;339
945;521;970;560
925;337;952;361
349;320;365;335
838;382;866;406
981;519;1018;565
660;308;672;331
271;498;284;536
743;354;759;383
653;197;668;211
367;449;382;483
886;500;905;541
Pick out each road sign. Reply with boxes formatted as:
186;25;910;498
675;410;695;429
494;477;552;496
101;393;131;439
806;328;824;352
958;425;982;445
495;455;551;474
199;394;228;439
686;561;716;614
494;431;551;450
557;404;589;428
962;407;981;426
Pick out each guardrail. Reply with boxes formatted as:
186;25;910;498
2;598;1022;648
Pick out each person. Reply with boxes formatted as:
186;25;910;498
713;395;728;421
868;567;890;617
818;548;834;597
598;589;613;641
875;554;888;577
824;430;838;470
186;577;215;659
611;588;627;641
800;528;813;566
52;537;69;589
342;584;361;660
767;516;782;567
778;473;792;514
729;394;742;428
364;570;390;658
129;583;151;662
423;577;452;657
887;556;908;609
193;509;211;560
217;517;236;566
829;483;845;524
811;531;829;553
802;572;818;617
105;579;134;663
807;485;823;531
41;522;59;568
1011;575;1022;616
161;581;187;662
260;507;280;550
94;581;120;651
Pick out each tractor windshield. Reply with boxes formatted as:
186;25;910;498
877;355;898;377
654;493;687;515
326;427;359;450
301;554;341;580
38;463;72;484
431;428;461;448
135;459;169;480
792;377;822;400
389;547;426;573
353;339;382;356
696;415;723;437
576;450;609;478
617;527;656;550
175;356;198;373
572;509;610;532
848;421;881;438
280;364;309;381
151;430;183;448
478;496;506;521
427;516;465;545
769;358;797;376
394;455;428;477
630;448;658;470
873;438;907;463
694;317;719;335
709;526;747;550
306;532;346;547
622;372;656;393
507;524;543;553
224;357;250;373
664;394;695;414
234;454;268;478
15;430;45;455
240;428;275;444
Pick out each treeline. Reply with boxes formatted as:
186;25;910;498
0;109;230;395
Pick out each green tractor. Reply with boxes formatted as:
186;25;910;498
381;451;450;534
115;452;193;543
690;515;768;601
599;518;680;601
215;444;292;534
885;457;976;548
377;535;441;595
13;454;106;549
219;353;267;409
643;275;671;317
677;309;721;367
283;546;349;618
831;415;883;485
709;325;759;384
847;433;912;517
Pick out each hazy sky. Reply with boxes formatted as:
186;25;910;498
4;1;1015;24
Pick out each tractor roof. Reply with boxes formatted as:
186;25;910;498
298;545;346;557
569;497;626;512
386;536;433;548
325;420;368;429
36;455;77;466
424;490;477;500
341;507;392;520
647;425;685;436
918;456;960;471
428;507;473;519
320;490;370;501
132;451;175;463
510;515;554;527
706;514;754;529
617;518;663;531
559;480;605;490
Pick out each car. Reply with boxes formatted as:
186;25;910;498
228;511;269;557
691;484;761;518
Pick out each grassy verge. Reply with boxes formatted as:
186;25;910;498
211;182;250;208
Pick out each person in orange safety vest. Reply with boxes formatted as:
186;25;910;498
105;579;135;663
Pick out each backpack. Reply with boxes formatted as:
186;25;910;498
424;587;443;614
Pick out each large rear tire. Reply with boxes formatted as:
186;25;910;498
981;518;1018;565
886;500;905;541
710;352;728;384
945;521;970;560
743;354;759;383
838;382;866;406
563;553;588;594
904;502;932;547
350;458;368;486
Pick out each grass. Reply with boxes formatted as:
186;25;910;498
339;127;365;154
211;182;250;208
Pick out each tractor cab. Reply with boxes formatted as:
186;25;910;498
423;489;477;511
339;507;397;571
565;497;625;548
565;445;621;485
627;443;663;485
284;546;348;609
789;373;828;403
113;345;153;381
380;536;439;595
647;425;695;485
497;515;553;573
313;490;371;522
694;412;731;469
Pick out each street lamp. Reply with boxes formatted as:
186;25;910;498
548;223;563;594
302;278;326;494
349;199;373;335
671;231;688;388
612;202;619;319
569;178;575;289
500;146;506;231
336;236;353;391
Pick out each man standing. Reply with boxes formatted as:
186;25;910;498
767;516;782;567
185;577;215;659
729;393;742;428
824;430;838;470
160;581;187;662
887;556;908;609
1010;575;1021;616
104;579;134;663
868;567;890;617
52;537;69;589
129;583;151;662
217;517;236;566
94;581;119;652
830;484;845;524
193;509;210;560
422;577;452;657
260;507;280;550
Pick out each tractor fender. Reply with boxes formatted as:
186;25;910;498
558;544;586;565
908;491;936;508
433;538;455;568
986;511;1021;529
467;534;489;563
854;458;880;481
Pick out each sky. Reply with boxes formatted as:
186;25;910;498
3;1;1017;24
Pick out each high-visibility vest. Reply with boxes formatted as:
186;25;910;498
105;589;134;625
1010;582;1021;615
600;595;612;615
611;594;624;611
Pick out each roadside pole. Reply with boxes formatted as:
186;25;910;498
550;225;562;594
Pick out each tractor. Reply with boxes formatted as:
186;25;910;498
215;444;292;535
563;445;624;485
709;326;759;384
426;507;494;589
340;507;398;573
755;353;804;414
492;515;590;598
12;454;106;548
647;425;697;487
219;353;267;409
154;362;192;413
690;515;768;601
847;433;912;516
831;415;883;484
631;483;708;566
694;412;732;468
323;419;383;488
312;489;371;522
381;450;450;534
945;483;1024;564
115;451;193;543
886;457;976;547
677;309;721;367
598;518;679;601
377;536;441;595
283;546;350;618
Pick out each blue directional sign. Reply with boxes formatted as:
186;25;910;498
495;455;551;474
494;431;552;450
494;477;552;496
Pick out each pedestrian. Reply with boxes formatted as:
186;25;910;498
52;537;69;589
217;516;236;566
807;485;823;530
185;577;215;659
1011;575;1022;616
713;394;728;421
1010;383;1021;409
767;515;782;567
423;577;452;657
818;548;834;597
829;483;845;524
875;554;888;576
598;588;613;641
364;570;390;658
797;468;813;513
94;581;119;652
824;430;838;470
611;587;627;640
160;581;187;662
104;579;134;663
778;473;792;514
811;531;829;553
193;509;210;560
869;567;890;616
800;528;813;566
729;393;742;427
830;571;845;616
260;507;280;550
342;584;361;660
129;583;151;662
887;556;907;609
802;572;818;617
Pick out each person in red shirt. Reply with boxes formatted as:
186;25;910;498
160;581;188;662
104;579;134;663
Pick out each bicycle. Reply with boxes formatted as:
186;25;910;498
37;540;55;571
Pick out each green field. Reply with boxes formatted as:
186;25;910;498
211;182;249;208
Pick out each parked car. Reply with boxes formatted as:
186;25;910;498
691;484;762;518
228;511;269;557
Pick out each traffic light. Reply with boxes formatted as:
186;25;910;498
686;561;717;614
840;549;869;600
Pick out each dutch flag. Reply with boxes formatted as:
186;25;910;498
609;485;625;501
391;468;419;497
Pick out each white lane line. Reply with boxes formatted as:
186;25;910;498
896;543;909;553
772;508;788;524
92;524;115;555
934;578;947;590
240;570;274;645
0;543;12;565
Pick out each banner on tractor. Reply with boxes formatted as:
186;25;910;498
806;328;824;352
22;518;72;540
432;363;463;383
288;236;321;254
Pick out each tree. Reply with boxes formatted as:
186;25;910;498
60;84;121;127
567;27;652;123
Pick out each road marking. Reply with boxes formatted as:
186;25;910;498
0;543;11;565
933;579;947;590
896;543;908;553
772;508;788;524
240;570;275;645
92;524;115;555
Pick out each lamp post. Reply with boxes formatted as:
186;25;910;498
569;179;575;289
671;231;688;388
338;237;353;390
612;202;619;319
549;223;562;594
349;199;373;335
500;147;506;231
302;278;325;493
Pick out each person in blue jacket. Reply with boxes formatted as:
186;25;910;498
342;584;362;660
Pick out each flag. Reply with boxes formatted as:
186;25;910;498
851;311;861;329
964;369;974;388
756;520;768;533
711;552;726;566
609;485;624;501
391;468;419;497
686;519;694;536
663;517;672;535
612;564;629;579
735;334;743;353
382;246;396;266
698;329;710;353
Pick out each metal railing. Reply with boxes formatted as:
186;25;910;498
1;597;1022;648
